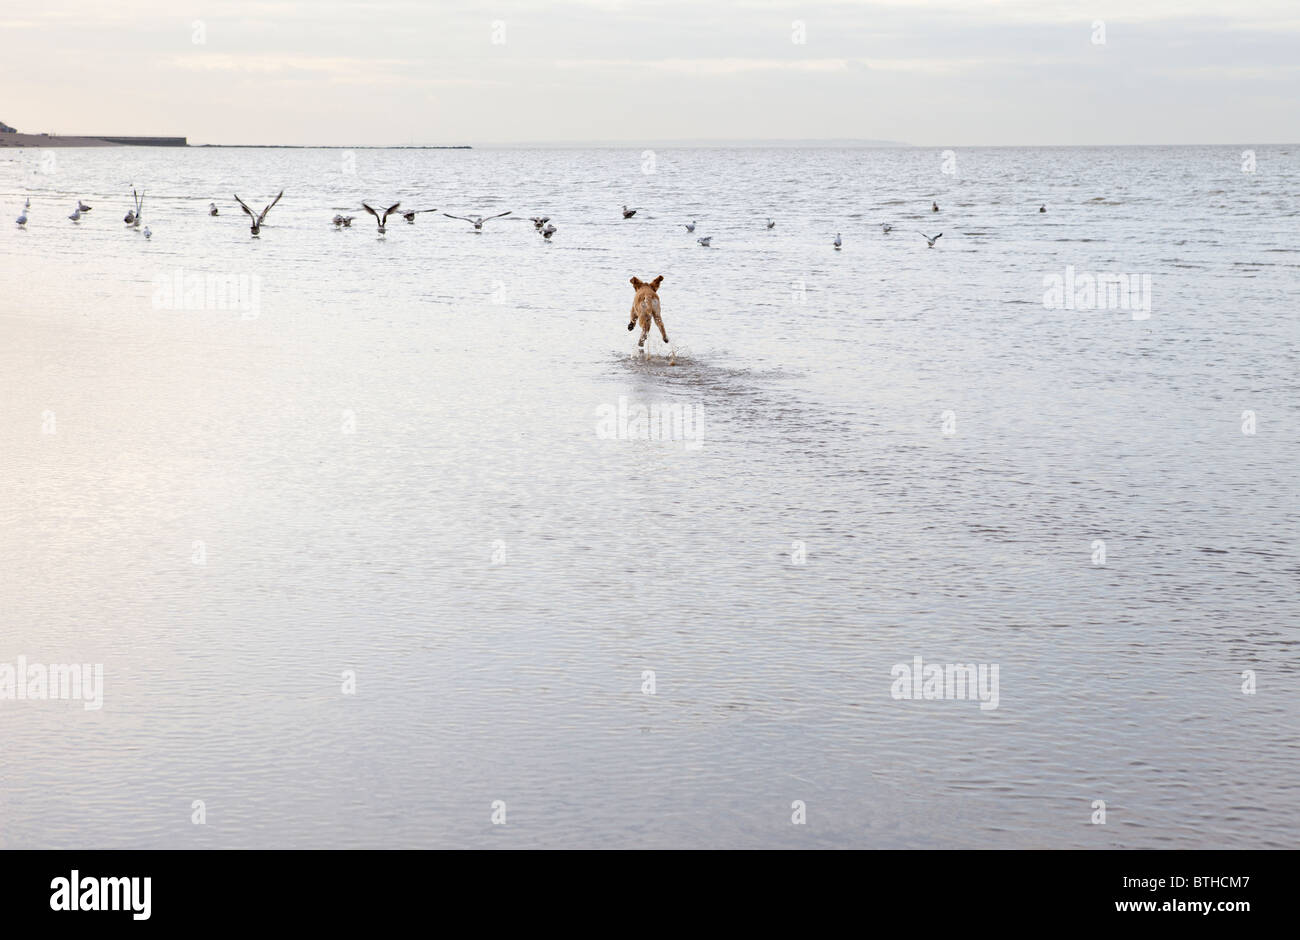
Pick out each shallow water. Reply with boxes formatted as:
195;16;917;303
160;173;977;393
1;145;1297;848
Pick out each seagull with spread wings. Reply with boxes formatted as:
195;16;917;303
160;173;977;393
234;190;284;236
401;208;437;223
363;201;402;234
125;189;143;226
443;210;512;231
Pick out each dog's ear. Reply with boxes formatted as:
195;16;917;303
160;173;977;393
651;275;664;290
630;277;643;289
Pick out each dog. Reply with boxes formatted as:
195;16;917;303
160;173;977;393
627;275;668;349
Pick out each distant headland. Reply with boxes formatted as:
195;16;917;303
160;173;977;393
0;121;186;148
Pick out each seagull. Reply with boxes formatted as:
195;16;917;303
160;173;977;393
530;216;550;231
16;209;28;227
125;189;143;227
234;190;283;236
362;201;401;234
68;207;81;223
683;221;696;233
401;209;436;223
341;216;354;227
833;233;842;250
209;203;219;216
697;236;712;247
932;201;940;212
766;218;775;229
622;205;640;219
881;223;893;233
77;200;92;213
918;232;942;248
24;197;30;209
541;223;556;240
143;226;152;239
1039;204;1047;213
443;210;511;230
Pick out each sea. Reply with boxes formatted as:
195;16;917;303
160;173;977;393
1;144;1297;847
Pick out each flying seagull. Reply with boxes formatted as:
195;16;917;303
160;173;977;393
918;232;942;248
234;190;283;236
833;233;842;250
443;210;512;230
530;216;550;231
125;189;143;226
541;223;556;240
362;201;401;234
401;209;436;223
683;220;696;233
766;218;775;229
622;205;640;219
209;203;219;216
697;236;712;247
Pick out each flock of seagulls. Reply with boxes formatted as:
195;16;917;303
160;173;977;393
13;188;1051;251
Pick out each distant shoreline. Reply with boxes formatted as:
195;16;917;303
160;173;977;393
0;133;187;148
199;144;473;149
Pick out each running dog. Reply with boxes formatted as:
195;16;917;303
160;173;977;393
627;275;668;349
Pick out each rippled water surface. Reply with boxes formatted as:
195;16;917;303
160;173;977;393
1;145;1297;848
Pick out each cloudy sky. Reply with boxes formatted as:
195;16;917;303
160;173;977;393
5;0;1298;146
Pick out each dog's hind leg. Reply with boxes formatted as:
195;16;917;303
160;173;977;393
638;320;650;348
652;312;668;344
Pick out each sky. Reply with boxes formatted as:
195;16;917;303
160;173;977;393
4;0;1298;146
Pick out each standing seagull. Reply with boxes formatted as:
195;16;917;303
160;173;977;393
881;223;893;233
918;232;942;248
443;210;512;231
362;201;401;234
1039;204;1047;213
68;207;82;223
143;226;152;240
683;220;696;233
766;218;775;229
621;205;640;219
401;209;437;223
932;201;940;212
16;207;28;227
234;191;284;237
209;203;220;216
77;200;92;213
833;233;842;250
697;236;712;247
